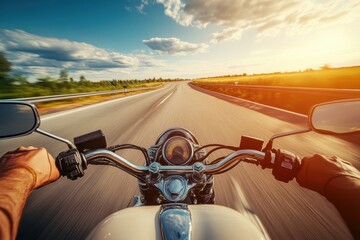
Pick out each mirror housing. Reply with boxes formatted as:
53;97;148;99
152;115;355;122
0;101;40;139
309;99;360;135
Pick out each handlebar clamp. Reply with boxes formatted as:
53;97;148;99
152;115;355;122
56;149;87;180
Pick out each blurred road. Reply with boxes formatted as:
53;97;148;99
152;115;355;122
1;82;359;239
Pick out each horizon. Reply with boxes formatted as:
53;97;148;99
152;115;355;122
1;0;360;81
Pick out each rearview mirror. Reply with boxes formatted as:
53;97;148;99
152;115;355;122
309;99;360;135
0;101;40;139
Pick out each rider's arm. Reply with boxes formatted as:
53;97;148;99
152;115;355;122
296;154;360;239
0;168;34;240
0;147;59;240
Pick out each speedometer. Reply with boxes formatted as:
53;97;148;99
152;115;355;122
162;137;194;165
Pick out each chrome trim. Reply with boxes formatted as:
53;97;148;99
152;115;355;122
36;128;76;149
84;149;148;180
162;137;194;166
269;128;311;142
155;128;199;145
84;149;267;177
159;204;192;240
203;150;266;174
162;175;191;202
308;98;360;135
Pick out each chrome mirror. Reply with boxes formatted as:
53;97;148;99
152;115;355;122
309;99;360;135
0;101;40;139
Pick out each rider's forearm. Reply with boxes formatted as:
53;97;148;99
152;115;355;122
0;169;34;240
324;175;360;239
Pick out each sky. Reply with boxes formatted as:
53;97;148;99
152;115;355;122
0;0;359;81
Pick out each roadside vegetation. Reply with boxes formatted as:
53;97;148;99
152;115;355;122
0;53;181;99
194;65;360;89
192;65;360;114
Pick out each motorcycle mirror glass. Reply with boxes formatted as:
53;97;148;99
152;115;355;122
0;101;40;139
309;99;360;134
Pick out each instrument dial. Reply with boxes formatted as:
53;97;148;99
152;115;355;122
163;137;194;165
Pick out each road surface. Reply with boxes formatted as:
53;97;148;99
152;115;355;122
0;82;358;239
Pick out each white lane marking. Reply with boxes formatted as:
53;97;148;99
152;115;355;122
41;88;165;121
156;92;173;107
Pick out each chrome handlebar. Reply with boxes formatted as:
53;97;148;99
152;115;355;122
84;149;268;180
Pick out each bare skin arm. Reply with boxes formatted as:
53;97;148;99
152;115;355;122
0;147;59;240
296;154;360;239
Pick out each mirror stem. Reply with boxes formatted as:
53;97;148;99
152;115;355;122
264;128;312;151
36;128;76;149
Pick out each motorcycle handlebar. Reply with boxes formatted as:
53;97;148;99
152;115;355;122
83;149;268;180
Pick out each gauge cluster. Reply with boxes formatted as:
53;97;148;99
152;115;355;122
162;137;194;165
148;136;200;165
147;128;207;166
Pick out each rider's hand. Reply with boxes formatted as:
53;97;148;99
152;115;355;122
296;154;360;196
297;154;360;238
0;146;60;189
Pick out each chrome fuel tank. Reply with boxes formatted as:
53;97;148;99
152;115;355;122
87;204;267;240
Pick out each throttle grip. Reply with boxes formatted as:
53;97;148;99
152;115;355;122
271;149;301;183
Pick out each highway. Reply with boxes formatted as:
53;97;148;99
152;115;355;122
0;82;358;239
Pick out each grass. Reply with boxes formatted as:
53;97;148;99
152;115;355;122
194;66;360;89
0;80;165;99
36;84;163;115
192;66;360;114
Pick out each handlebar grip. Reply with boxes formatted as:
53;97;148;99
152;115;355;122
56;149;87;180
272;149;301;183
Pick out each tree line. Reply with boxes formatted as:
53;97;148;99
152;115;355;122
0;53;181;99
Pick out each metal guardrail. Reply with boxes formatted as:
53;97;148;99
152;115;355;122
10;86;161;103
193;83;360;97
191;82;360;115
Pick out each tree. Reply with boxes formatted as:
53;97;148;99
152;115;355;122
80;75;86;82
0;53;12;86
321;64;331;70
13;75;29;86
59;69;69;81
0;52;11;73
37;77;55;87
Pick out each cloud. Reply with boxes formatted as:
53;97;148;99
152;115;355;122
211;27;242;43
136;0;149;14
143;37;208;54
155;0;193;26
155;0;359;42
0;29;164;80
0;29;139;68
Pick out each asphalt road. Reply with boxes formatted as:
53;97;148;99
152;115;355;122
1;82;359;239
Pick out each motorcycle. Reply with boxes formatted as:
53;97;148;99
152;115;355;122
0;99;359;240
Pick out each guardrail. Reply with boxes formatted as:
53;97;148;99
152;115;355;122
10;86;160;103
193;83;360;96
191;82;360;114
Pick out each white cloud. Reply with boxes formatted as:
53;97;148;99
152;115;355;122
0;29;163;80
155;0;360;42
211;27;242;43
136;0;149;14
0;29;139;67
155;0;193;26
143;37;208;54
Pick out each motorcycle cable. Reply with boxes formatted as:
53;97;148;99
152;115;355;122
194;144;238;153
197;145;239;162
108;144;151;165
